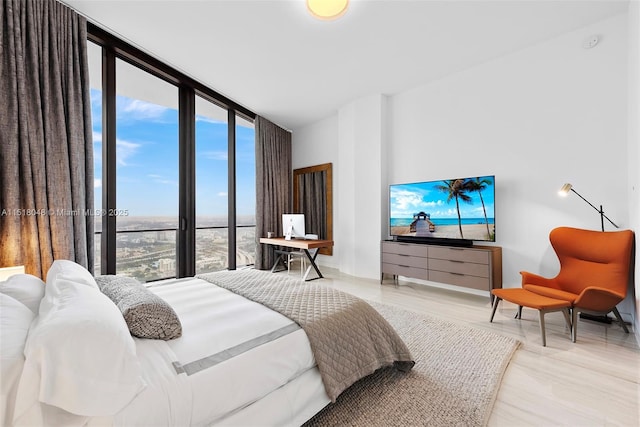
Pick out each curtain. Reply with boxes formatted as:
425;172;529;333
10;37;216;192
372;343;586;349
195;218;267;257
0;0;94;279
254;116;291;270
299;171;327;239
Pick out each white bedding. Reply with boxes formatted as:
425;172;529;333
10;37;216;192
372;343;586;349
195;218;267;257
5;271;331;427
108;277;330;426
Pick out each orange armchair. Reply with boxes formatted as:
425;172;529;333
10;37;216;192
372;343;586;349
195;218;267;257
521;227;634;342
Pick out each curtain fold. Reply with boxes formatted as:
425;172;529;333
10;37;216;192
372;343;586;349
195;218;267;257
299;171;327;239
254;116;291;270
0;0;94;279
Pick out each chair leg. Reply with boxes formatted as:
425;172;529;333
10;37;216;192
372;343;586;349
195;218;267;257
538;310;547;347
489;297;501;322
611;307;630;333
572;308;578;343
562;308;572;341
514;305;523;319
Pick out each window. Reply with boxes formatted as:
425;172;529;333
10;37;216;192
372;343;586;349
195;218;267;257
87;40;102;273
235;115;256;267
195;96;228;274
115;59;179;282
88;25;256;280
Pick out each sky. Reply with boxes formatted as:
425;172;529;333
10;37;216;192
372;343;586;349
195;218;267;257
390;176;495;220
91;89;256;220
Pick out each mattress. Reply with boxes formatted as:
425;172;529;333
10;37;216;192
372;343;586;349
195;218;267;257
102;277;331;426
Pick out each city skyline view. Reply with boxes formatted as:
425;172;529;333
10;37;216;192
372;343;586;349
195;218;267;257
90;84;256;281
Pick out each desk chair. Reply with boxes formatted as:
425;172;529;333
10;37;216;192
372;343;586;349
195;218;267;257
287;234;319;278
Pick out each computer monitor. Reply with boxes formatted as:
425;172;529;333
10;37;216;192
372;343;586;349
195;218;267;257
282;214;305;240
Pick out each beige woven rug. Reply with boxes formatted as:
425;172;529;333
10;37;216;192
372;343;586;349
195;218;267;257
304;301;520;427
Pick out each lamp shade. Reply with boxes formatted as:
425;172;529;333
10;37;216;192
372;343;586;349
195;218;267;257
558;183;572;196
0;265;26;281
307;0;349;20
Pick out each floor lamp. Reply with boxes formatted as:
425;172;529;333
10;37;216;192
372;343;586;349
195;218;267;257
558;183;619;231
558;183;621;324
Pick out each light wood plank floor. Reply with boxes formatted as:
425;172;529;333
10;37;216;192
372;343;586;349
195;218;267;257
312;268;639;426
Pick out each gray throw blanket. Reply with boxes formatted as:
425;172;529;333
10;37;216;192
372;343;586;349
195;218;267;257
197;269;414;402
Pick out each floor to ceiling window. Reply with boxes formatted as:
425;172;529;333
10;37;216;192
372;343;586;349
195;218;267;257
88;25;256;281
88;40;102;274
235;115;256;267
195;96;229;274
115;59;179;282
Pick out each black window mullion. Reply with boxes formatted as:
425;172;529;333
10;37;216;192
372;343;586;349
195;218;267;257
178;86;196;278
101;45;116;275
228;109;236;270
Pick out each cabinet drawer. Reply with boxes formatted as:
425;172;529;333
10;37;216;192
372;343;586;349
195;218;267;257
428;258;489;278
382;253;427;269
428;246;488;264
429;270;490;291
382;242;429;257
382;263;429;280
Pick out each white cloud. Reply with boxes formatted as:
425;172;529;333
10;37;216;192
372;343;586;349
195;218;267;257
217;192;228;197
120;99;168;120
196;115;225;124
93;131;102;144
149;174;177;187
116;138;142;166
202;150;228;161
94;179;102;188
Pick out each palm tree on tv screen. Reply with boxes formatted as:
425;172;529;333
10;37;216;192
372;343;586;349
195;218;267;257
467;177;492;238
435;179;472;238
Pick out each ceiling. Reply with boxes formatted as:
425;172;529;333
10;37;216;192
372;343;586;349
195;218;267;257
62;0;628;130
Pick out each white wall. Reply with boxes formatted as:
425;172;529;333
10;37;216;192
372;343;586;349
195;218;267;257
627;0;640;337
293;13;635;323
293;96;388;279
293;115;340;269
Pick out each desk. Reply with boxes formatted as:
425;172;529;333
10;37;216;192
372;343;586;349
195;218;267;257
259;237;334;281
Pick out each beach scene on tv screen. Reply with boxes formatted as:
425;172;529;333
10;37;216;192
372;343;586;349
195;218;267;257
390;176;495;241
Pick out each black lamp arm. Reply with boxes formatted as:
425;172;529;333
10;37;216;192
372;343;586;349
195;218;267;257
570;188;620;229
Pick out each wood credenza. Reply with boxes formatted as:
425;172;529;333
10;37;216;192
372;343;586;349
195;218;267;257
381;240;502;300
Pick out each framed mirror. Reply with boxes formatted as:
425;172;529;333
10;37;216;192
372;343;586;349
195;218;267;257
293;163;333;256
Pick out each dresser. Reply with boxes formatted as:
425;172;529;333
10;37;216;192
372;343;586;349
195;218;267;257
381;240;502;301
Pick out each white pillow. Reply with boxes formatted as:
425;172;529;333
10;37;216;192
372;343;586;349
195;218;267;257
0;293;35;427
0;274;45;314
46;259;98;291
13;270;146;420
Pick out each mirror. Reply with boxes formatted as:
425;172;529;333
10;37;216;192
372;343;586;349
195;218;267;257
293;163;333;256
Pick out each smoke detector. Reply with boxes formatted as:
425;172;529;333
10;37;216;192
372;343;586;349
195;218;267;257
582;35;599;49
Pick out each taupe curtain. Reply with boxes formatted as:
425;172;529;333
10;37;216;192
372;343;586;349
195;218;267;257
255;116;291;270
0;0;94;279
299;171;327;239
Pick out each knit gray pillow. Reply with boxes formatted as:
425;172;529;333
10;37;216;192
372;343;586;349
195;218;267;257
95;275;182;340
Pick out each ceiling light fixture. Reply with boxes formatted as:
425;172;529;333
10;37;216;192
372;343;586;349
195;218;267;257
307;0;349;20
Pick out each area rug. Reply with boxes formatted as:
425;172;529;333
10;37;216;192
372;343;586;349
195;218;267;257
304;301;520;427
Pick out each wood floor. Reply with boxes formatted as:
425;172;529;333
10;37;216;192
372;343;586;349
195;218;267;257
313;268;639;427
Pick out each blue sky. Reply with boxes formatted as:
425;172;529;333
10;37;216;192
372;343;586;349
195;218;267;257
390;177;495;220
92;89;255;218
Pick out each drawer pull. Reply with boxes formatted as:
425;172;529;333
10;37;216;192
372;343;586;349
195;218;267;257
398;265;411;268
449;260;464;263
450;272;465;276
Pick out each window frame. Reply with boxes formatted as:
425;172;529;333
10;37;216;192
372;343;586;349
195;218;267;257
88;23;256;278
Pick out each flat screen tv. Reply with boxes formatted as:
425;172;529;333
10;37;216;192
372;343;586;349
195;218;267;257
389;175;495;245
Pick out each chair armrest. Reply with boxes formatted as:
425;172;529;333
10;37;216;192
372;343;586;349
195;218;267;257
519;271;559;288
575;287;625;312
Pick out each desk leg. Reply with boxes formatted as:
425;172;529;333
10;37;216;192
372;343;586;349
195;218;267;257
270;252;287;273
302;249;323;281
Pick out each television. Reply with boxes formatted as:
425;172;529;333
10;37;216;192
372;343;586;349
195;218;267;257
389;175;495;245
282;213;306;240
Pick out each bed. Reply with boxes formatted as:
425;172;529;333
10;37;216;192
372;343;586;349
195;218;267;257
1;261;413;426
